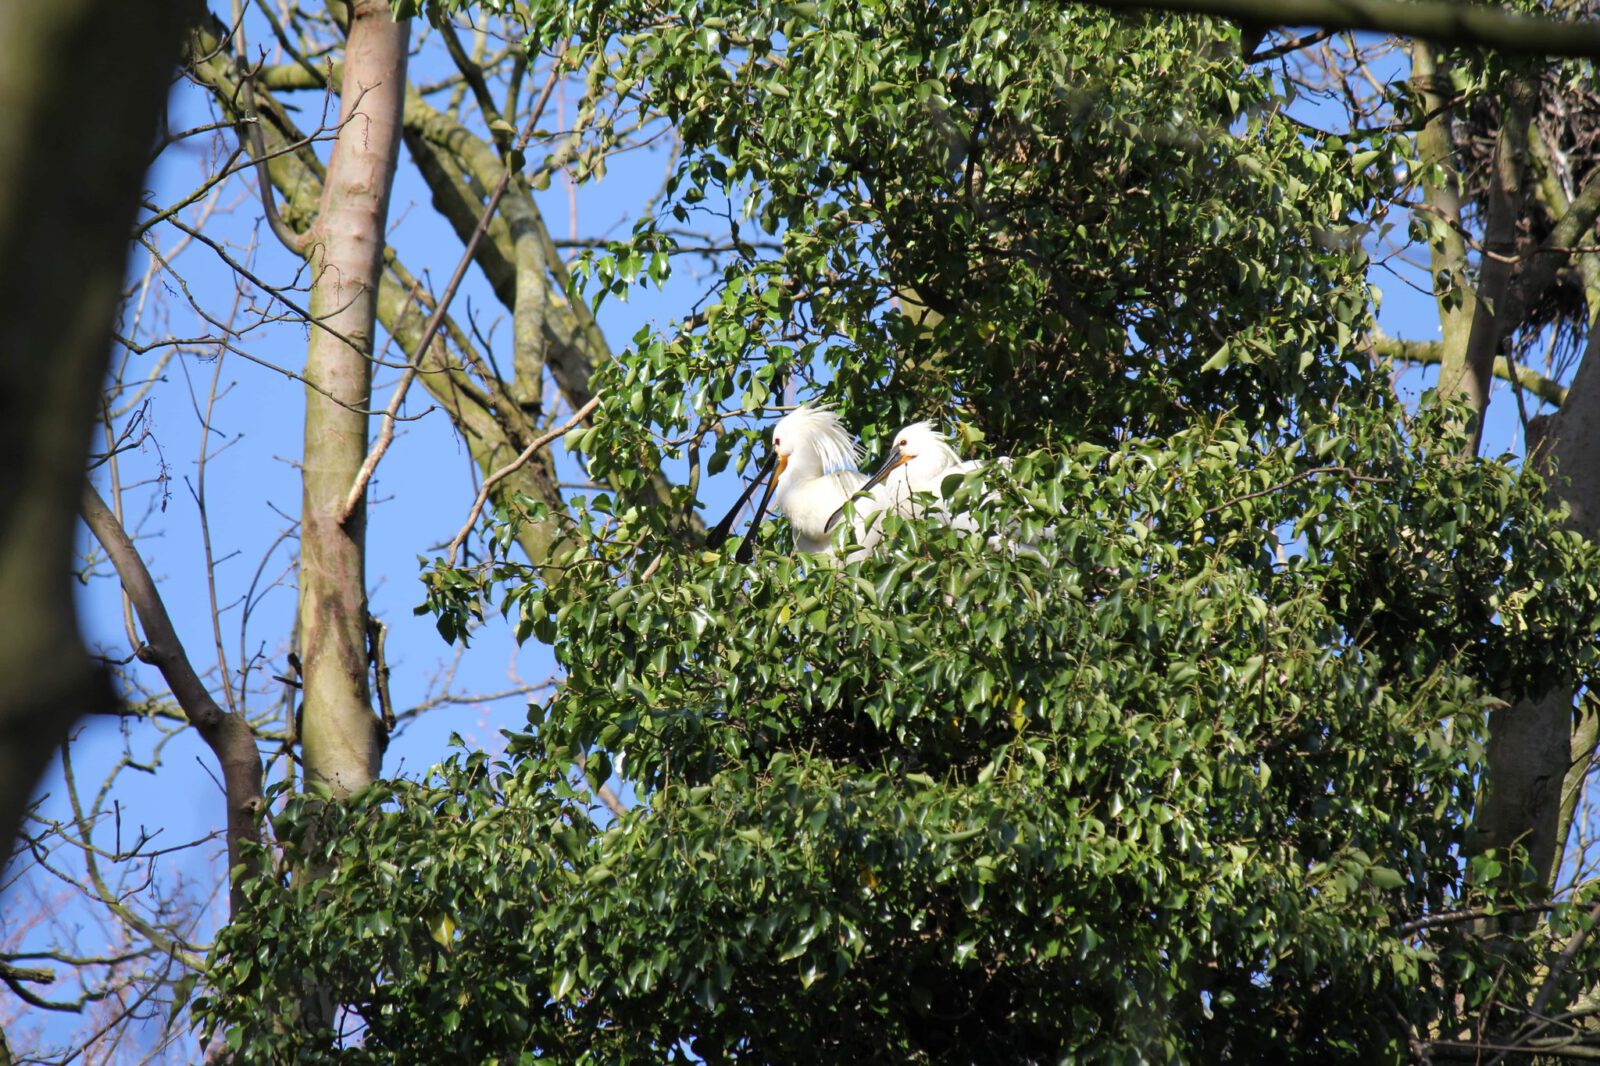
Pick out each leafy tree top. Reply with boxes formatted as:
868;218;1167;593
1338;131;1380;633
196;2;1600;1061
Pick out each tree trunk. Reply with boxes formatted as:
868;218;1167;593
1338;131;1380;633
1475;324;1600;900
296;0;410;798
0;0;191;862
1456;80;1533;454
1474;101;1600;897
1410;45;1537;454
184;30;582;570
1410;42;1477;442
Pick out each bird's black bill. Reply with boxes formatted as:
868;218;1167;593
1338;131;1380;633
857;446;907;497
825;447;904;532
735;464;782;564
706;453;776;549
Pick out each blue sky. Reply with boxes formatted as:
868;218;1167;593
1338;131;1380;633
1;18;1575;1059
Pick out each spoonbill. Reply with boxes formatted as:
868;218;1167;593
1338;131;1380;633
840;420;1041;558
857;421;982;518
705;405;868;563
821;420;977;555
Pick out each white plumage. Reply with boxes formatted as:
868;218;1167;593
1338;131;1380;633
844;420;1039;559
707;404;868;561
766;405;869;553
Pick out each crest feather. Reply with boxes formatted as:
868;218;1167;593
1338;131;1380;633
774;404;863;472
898;420;962;467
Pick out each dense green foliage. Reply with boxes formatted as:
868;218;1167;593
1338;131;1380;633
195;0;1600;1061
201;414;1600;1061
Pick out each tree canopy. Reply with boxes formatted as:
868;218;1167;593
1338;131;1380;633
182;1;1600;1061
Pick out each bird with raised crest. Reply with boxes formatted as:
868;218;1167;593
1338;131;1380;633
705;404;868;562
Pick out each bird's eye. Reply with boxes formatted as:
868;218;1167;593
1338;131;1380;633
774;437;782;446
897;439;906;447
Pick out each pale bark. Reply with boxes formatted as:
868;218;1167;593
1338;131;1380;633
0;0;191;862
1410;44;1481;441
195;30;704;573
1372;335;1567;407
1552;698;1598;884
296;0;410;798
188;22;577;569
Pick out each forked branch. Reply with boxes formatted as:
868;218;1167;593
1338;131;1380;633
445;394;601;566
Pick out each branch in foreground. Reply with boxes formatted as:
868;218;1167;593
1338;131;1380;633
1374;334;1569;407
1080;0;1600;61
446;394;602;567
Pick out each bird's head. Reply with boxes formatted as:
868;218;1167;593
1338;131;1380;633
708;403;862;562
860;420;960;492
770;404;861;484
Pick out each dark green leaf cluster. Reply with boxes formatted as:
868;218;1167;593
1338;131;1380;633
552;0;1390;499
197;757;601;1063
227;1;1600;1061
206;404;1600;1061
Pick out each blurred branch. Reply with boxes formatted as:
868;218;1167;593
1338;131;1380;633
1245;28;1335;63
0;0;188;866
1081;0;1600;60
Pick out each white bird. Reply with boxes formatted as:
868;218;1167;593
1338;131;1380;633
832;420;978;555
840;420;1040;558
860;421;981;518
705;405;868;562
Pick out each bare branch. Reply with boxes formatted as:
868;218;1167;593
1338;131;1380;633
82;488;228;737
1374;333;1569;407
446;394;602;566
336;41;572;526
597;784;628;820
368;617;395;736
80;486;263;913
237;65;316;255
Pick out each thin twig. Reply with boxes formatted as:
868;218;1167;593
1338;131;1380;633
182;338;243;717
337;41;572;525
1246;28;1338;64
1393;902;1556;936
445;394;601;566
1202;466;1391;517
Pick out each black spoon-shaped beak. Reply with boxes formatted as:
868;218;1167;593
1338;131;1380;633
705;452;777;549
858;444;909;496
735;454;786;564
825;444;907;532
